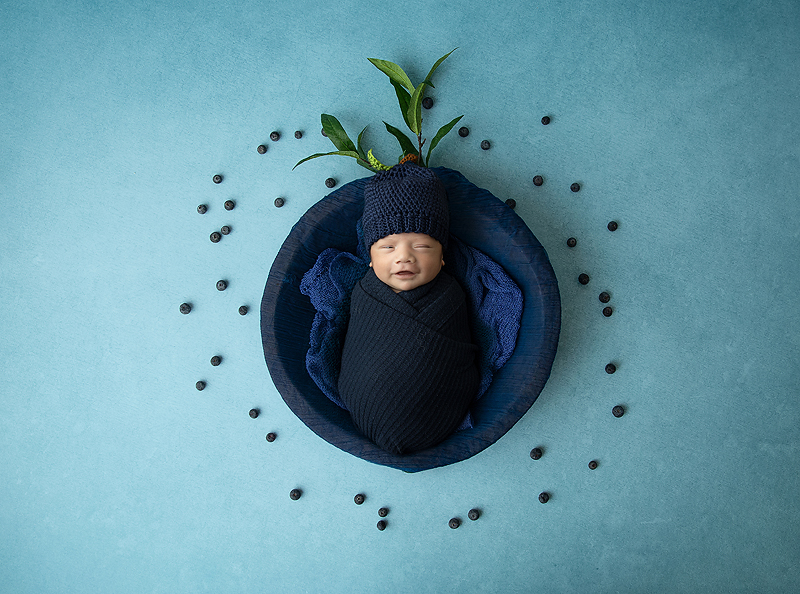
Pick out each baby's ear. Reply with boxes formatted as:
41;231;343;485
369;261;373;268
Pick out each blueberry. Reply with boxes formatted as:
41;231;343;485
249;408;259;418
538;492;550;504
578;273;590;285
321;128;327;137
608;221;618;232
567;237;577;248
294;130;303;139
378;507;389;518
605;363;617;374
224;200;235;211
541;116;551;125
216;280;227;291
603;306;613;317
270;131;280;141
530;447;543;460
570;182;581;192
422;97;433;109
377;520;387;531
599;291;610;303
458;126;469;137
196;381;206;391
505;199;516;209
213;174;223;184
480;140;491;150
210;355;222;366
266;432;276;442
325;178;336;188
354;493;366;505
238;305;248;315
449;518;461;529
612;405;625;418
588;460;598;470
210;231;221;243
468;509;480;521
180;303;192;314
533;175;544;186
220;225;231;235
197;204;208;214
274;197;285;208
257;144;267;154
289;488;302;500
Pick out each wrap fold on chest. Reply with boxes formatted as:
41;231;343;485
337;269;480;454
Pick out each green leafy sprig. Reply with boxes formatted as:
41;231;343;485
293;49;463;173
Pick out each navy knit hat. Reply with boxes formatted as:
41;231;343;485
362;162;449;249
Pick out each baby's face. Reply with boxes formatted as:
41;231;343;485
369;232;444;293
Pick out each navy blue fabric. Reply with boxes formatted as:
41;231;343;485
261;167;561;472
299;230;523;428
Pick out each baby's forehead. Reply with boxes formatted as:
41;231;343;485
374;232;439;244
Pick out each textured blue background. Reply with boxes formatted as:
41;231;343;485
2;0;799;592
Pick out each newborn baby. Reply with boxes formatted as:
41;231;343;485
337;162;480;455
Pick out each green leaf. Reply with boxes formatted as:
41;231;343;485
406;82;426;135
383;121;418;157
321;114;357;153
356;125;368;161
368;58;414;92
390;79;413;130
356;158;376;172
423;48;457;88
426;115;463;165
292;150;360;170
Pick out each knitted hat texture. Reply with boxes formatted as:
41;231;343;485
362;162;449;249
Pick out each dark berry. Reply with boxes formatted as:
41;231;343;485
480;140;491;150
458;126;469;137
266;432;276;442
505;199;516;209
289;488;302;500
377;520;387;531
196;381;206;391
249;408;259;418
422;97;433;109
538;492;550;504
238;305;248;316
257;144;267;154
533;175;544;186
449;518;461;529
378;507;389;518
530;447;543;460
321;128;327;137
274;197;285;208
468;509;480;521
588;460;598;470
567;237;577;248
270;131;280;141
213;174;223;184
220;225;231;235
599;291;610;303
294;130;303;139
570;182;581;192
180;303;192;314
603;306;613;317
612;405;625;418
224;200;235;211
210;231;221;243
605;363;617;374
325;177;336;188
197;204;208;214
354;493;366;505
541;116;551;125
210;355;222;366
216;280;227;291
608;221;618;232
578;273;590;285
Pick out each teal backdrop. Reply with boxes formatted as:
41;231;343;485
2;0;799;592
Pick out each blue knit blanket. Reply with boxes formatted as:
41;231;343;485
300;227;523;428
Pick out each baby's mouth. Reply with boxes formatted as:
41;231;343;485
394;271;415;278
